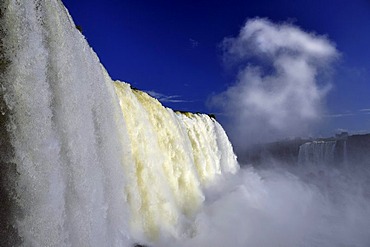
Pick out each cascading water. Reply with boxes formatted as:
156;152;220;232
0;0;238;246
298;141;337;166
1;0;132;246
2;1;370;247
343;140;348;165
113;82;238;241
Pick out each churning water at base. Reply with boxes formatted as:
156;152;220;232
176;164;370;247
1;1;370;247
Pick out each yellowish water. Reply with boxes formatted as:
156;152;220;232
1;0;238;245
114;82;238;240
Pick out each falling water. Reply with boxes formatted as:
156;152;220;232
298;141;337;166
0;0;237;246
2;1;370;247
113;82;238;241
343;140;348;166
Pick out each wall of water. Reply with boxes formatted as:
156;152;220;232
297;138;353;167
298;141;337;166
0;1;238;246
114;82;238;241
1;0;132;246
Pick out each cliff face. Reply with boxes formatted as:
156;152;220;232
347;134;370;166
238;134;370;167
237;139;308;165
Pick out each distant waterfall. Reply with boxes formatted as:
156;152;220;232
343;140;348;165
298;141;337;166
0;1;238;246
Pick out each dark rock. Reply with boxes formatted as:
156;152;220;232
237;138;308;165
76;25;83;33
347;134;370;166
0;4;22;245
208;113;216;119
130;85;141;91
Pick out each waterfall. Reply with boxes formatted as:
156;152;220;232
0;1;238;246
298;141;337;166
114;82;238;241
343;140;348;166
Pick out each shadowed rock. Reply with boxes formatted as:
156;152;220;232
76;25;83;33
134;244;149;247
0;3;22;246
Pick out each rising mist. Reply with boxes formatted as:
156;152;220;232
210;18;338;150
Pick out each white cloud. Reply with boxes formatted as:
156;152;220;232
223;19;336;62
146;90;190;103
189;38;199;48
210;18;338;149
325;109;370;118
359;108;370;112
325;113;354;118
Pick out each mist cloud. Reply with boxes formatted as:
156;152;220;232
211;18;338;149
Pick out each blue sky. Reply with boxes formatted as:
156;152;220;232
62;0;370;139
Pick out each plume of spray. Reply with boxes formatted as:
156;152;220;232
171;163;370;247
173;18;370;247
210;18;338;150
